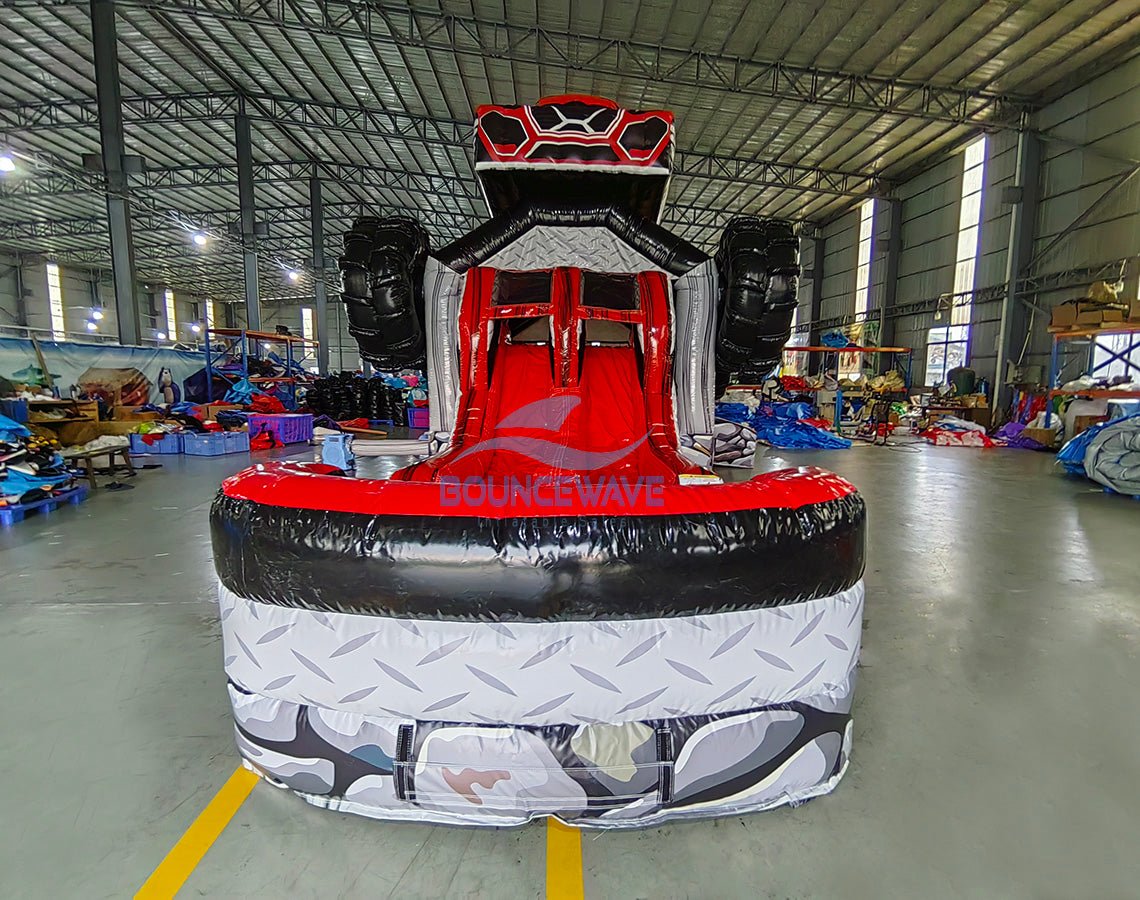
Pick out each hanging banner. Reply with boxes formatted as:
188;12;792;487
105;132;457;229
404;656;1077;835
0;337;208;405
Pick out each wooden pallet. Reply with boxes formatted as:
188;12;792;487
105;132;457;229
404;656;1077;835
0;484;90;527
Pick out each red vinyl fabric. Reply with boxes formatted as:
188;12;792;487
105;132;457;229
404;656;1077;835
394;265;701;483
221;462;857;518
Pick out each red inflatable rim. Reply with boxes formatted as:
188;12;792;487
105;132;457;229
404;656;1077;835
220;462;858;519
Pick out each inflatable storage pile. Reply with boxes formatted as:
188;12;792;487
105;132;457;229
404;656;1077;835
212;96;867;827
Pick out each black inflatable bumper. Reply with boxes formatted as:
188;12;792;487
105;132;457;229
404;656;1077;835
210;491;864;621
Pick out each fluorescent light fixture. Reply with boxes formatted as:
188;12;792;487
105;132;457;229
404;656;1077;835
92;309;104;321
192;232;208;246
190;323;202;333
0;154;15;173
156;331;167;340
86;321;98;332
288;270;301;282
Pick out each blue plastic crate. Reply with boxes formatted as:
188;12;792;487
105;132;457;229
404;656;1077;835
247;413;314;445
129;432;183;454
183;431;251;456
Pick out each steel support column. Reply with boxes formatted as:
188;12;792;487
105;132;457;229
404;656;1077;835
995;131;1041;410
878;198;903;361
12;254;28;327
309;174;330;374
91;0;141;346
235;109;261;330
807;234;825;375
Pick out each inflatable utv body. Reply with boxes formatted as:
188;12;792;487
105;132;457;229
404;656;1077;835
212;96;866;828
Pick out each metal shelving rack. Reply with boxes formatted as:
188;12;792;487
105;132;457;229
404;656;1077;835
1044;323;1140;427
204;328;320;408
781;345;914;429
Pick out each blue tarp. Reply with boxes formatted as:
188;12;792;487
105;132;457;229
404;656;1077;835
0;413;31;442
715;402;851;450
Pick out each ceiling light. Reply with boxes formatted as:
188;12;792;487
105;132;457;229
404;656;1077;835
192;232;208;246
86;321;98;332
288;269;301;282
0;154;15;174
92;309;104;321
156;331;167;340
190;323;202;333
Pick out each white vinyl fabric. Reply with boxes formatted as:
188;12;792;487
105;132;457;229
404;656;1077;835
422;255;463;433
672;259;718;437
1084;416;1140;496
219;581;863;728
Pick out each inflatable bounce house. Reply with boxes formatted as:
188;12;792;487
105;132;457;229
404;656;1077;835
212;96;866;827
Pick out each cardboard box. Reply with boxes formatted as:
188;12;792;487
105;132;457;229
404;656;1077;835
1102;308;1124;323
1075;307;1104;326
113;405;160;421
1022;426;1060;447
96;421;144;437
1051;303;1077;328
203;403;241;421
1129;298;1140;323
1073;415;1108;437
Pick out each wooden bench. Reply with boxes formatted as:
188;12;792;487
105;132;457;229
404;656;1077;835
67;446;135;489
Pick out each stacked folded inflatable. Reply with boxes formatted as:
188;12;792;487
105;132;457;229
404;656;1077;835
212;95;867;827
1058;414;1140;496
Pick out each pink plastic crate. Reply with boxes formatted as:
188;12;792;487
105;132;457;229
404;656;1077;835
408;407;430;429
247;413;314;445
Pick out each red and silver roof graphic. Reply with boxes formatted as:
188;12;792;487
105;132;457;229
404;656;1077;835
475;95;674;172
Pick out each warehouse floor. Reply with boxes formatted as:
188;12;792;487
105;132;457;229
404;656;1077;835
2;444;1139;898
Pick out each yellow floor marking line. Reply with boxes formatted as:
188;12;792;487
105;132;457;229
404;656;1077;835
135;766;259;899
546;818;585;900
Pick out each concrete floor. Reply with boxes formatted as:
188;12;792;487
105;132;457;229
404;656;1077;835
1;441;1139;898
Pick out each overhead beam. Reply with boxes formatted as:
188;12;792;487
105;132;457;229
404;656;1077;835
91;0;142;346
109;0;1030;127
0;94;892;200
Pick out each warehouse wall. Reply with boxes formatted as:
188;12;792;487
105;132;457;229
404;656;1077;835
0;251;218;346
0;252;116;340
1018;56;1140;376
887;133;1021;387
233;297;355;372
799;57;1140;392
818;210;859;322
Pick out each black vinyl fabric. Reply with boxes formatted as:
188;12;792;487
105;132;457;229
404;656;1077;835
211;492;865;621
714;216;800;391
435;203;708;276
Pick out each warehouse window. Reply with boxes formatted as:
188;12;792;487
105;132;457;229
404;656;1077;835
784;305;807;375
204;299;216;331
854;199;875;317
46;263;66;340
164;288;177;337
1092;333;1140;380
927;136;986;384
925;325;969;385
840;200;876;380
301;306;315;342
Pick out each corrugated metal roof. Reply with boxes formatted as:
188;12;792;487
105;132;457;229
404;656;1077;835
1;0;1138;304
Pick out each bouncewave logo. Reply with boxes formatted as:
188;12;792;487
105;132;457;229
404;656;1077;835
440;473;665;509
439;395;664;509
